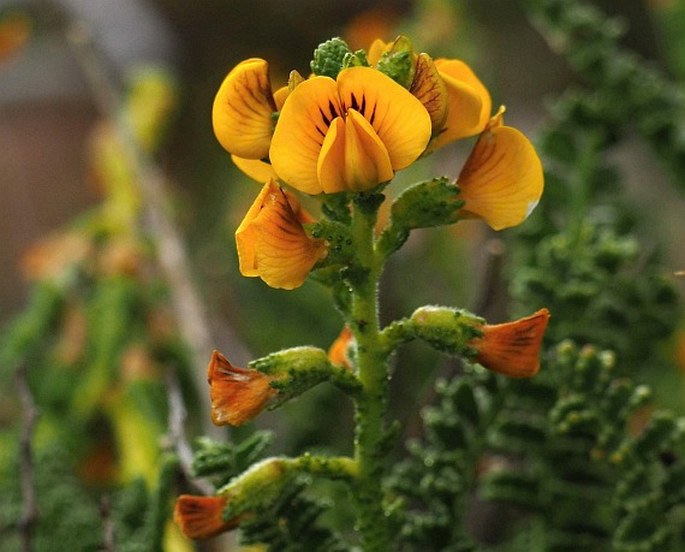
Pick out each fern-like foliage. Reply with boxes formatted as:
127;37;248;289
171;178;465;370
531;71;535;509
239;477;349;552
391;343;685;552
191;433;351;550
388;369;506;551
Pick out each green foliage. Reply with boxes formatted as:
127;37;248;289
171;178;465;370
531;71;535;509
192;431;274;488
239;477;349;552
0;443;103;552
388;370;502;551
511;0;682;374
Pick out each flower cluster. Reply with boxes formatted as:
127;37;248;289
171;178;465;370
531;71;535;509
175;35;549;546
213;36;543;289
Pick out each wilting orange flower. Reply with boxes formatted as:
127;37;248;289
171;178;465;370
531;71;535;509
470;308;550;377
457;106;544;230
208;350;276;426
328;326;354;369
270;66;432;194
174;495;238;539
235;180;327;289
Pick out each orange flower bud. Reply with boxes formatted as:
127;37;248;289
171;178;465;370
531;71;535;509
174;495;237;539
207;350;276;426
470;308;550;378
328;326;354;369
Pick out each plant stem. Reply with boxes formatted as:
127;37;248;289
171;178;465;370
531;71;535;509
348;194;392;550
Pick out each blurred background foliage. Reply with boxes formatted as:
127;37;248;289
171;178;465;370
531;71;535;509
1;0;685;550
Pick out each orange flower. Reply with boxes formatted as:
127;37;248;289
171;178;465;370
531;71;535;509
208;350;276;426
174;495;238;539
457;107;544;230
235;180;327;289
470;308;550;377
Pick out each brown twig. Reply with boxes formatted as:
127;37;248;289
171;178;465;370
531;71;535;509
100;495;115;552
470;236;507;321
16;364;38;552
165;369;214;495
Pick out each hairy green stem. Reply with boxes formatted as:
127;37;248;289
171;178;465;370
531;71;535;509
348;194;392;550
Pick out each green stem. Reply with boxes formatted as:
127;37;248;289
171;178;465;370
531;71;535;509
348;193;393;550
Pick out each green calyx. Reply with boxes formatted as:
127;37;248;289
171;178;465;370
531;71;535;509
375;36;416;88
250;346;361;403
391;177;464;230
410;306;484;357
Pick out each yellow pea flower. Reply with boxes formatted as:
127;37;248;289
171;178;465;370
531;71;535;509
207;350;276;426
269;66;432;194
470;308;550;377
457;106;544;230
235;180;327;289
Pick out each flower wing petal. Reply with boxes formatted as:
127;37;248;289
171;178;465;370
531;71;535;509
317;109;394;193
336;67;431;170
231;154;279;183
270;76;342;194
213;58;277;159
235;181;276;277
458;121;543;230
431;58;491;148
252;187;327;289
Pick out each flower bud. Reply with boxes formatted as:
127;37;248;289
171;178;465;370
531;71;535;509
310;37;351;78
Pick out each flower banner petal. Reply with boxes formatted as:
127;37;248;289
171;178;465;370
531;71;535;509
458;114;544;230
336;66;431;170
213;58;277;159
270;76;343;194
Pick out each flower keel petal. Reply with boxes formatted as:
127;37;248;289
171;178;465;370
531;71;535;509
317;109;394;193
